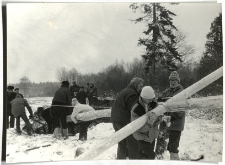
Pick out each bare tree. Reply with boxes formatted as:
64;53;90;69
56;67;68;81
68;68;79;83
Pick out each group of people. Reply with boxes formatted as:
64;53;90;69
7;86;34;135
70;81;98;106
6;81;98;140
7;71;184;160
49;80;98;140
111;71;185;160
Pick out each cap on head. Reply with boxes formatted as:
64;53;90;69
7;86;14;90
14;88;19;91
62;81;69;87
169;71;180;83
140;86;155;99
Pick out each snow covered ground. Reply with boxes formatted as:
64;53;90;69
6;97;223;164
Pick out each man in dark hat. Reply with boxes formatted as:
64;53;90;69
76;86;88;104
14;88;24;98
7;86;17;128
51;81;72;140
87;82;97;106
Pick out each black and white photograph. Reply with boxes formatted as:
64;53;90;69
5;1;223;164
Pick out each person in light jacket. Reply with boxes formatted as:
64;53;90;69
11;94;34;135
70;98;95;141
131;86;162;159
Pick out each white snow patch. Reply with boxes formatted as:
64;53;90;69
6;97;223;163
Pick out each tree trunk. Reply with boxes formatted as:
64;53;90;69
75;67;223;160
75;95;222;121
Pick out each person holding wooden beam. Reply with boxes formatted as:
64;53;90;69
156;71;185;160
110;77;144;159
131;86;162;159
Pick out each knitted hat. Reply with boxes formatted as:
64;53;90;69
140;86;155;99
7;86;14;90
169;71;180;83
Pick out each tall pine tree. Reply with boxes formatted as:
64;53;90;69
197;13;223;95
130;3;182;74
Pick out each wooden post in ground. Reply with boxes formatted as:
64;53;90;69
75;67;223;160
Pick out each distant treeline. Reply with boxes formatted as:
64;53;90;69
8;58;222;98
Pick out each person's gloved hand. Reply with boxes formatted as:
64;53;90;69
146;105;167;125
162;115;171;123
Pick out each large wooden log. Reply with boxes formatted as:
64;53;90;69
75;95;223;121
75;67;223;160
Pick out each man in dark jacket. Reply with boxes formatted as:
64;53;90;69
76;86;88;104
7;86;17;128
51;81;72;140
40;107;54;134
11;94;34;135
111;77;144;159
157;71;185;160
87;82;97;106
70;81;80;98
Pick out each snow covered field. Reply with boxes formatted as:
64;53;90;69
6;97;223;163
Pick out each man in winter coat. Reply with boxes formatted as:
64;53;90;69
87;82;97;106
111;77;144;159
157;71;185;160
70;81;80;98
40;107;54;134
70;98;95;141
131;86;162;159
14;88;24;98
51;81;72;140
76;86;88;104
11;94;34;135
7;86;17;128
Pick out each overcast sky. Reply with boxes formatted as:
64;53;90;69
7;2;222;83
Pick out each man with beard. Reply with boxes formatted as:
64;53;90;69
111;77;144;159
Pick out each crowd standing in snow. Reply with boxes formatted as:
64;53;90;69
6;71;211;161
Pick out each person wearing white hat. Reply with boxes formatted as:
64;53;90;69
131;86;162;159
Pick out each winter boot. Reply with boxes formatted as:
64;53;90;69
62;129;69;140
53;127;61;139
170;152;180;160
